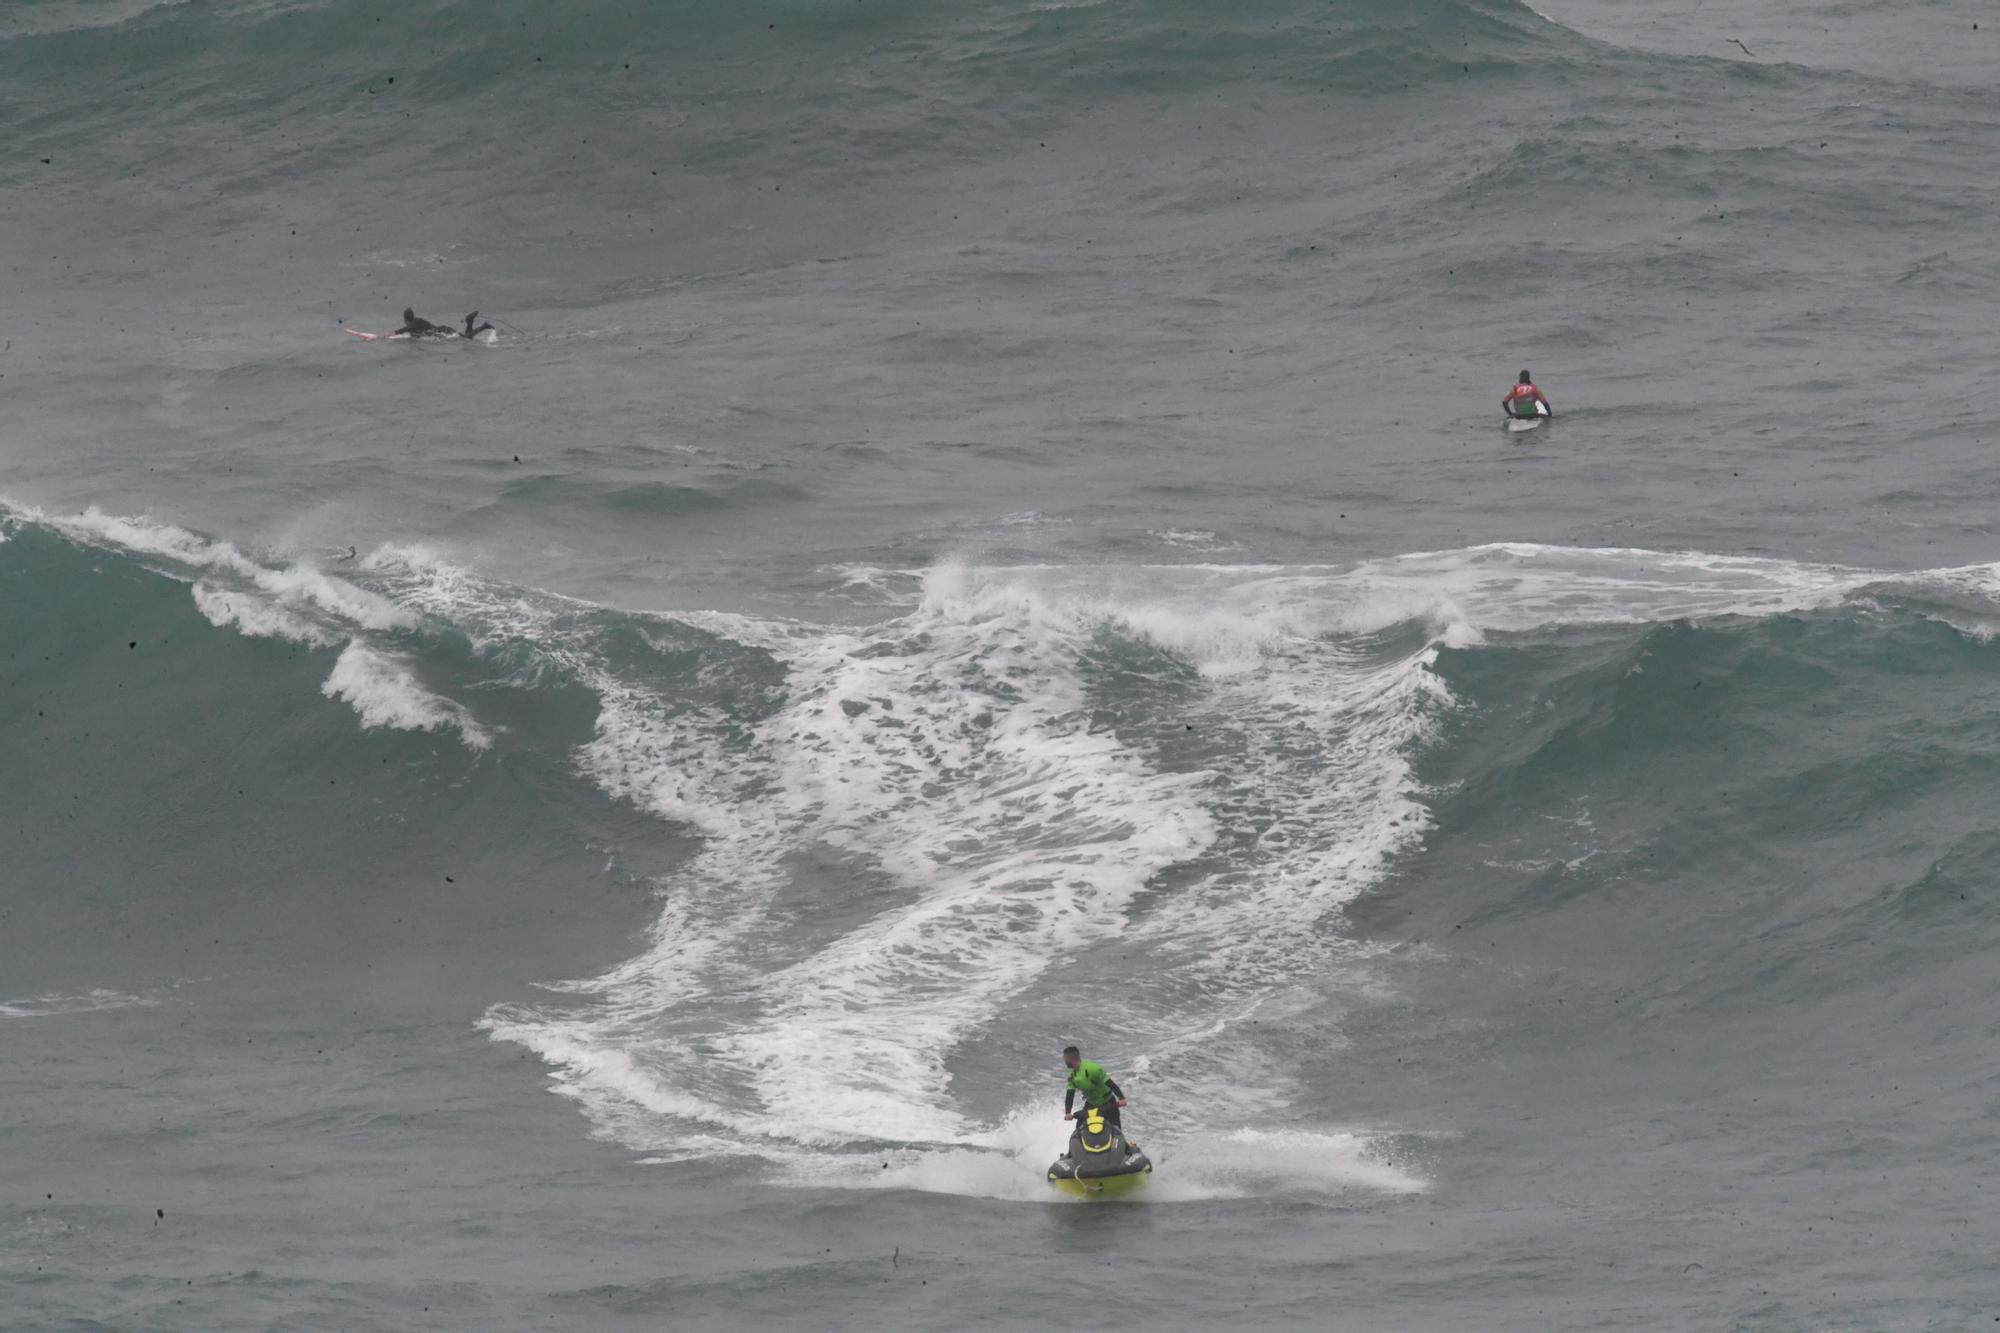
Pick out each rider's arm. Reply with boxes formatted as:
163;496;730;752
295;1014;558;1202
1064;1089;1076;1115
1104;1078;1125;1101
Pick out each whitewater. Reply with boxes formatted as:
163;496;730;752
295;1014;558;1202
5;0;1999;1328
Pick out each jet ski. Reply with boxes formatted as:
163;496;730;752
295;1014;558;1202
1046;1107;1152;1198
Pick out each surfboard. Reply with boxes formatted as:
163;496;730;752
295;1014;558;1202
1505;402;1551;433
344;328;495;344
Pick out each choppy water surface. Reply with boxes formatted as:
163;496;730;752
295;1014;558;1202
5;1;1998;1327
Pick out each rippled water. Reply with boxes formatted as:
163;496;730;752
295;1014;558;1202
5;0;1999;1327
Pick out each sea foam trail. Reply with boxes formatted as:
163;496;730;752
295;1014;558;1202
18;503;1973;1193
475;559;1462;1171
488;563;1226;1149
478;545;1932;1186
770;1117;1425;1204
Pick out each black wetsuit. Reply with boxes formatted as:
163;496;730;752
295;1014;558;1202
395;308;492;340
393;308;447;338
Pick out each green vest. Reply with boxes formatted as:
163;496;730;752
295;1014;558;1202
1066;1060;1113;1107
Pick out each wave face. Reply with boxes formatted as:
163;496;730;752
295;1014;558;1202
4;0;1557;107
0;0;1552;178
15;504;2000;1220
10;0;2000;1321
0;0;1574;293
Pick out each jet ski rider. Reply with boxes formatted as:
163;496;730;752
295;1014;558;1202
1062;1045;1139;1150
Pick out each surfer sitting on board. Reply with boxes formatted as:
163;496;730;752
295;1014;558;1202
1063;1045;1139;1149
1503;370;1552;418
393;308;494;340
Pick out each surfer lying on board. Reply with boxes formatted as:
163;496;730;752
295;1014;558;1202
393;308;495;340
1502;370;1553;418
1063;1045;1139;1149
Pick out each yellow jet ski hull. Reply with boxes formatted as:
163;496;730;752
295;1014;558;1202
1048;1164;1152;1199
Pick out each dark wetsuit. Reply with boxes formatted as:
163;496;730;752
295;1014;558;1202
394;309;450;338
395;308;492;340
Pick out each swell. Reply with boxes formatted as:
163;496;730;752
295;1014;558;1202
3;502;1453;1193
474;472;814;525
21;504;2000;1201
0;0;1571;196
1378;604;2000;1024
0;515;658;1014
5;0;1560;99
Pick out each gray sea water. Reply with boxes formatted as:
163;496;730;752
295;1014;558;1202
5;0;1999;1328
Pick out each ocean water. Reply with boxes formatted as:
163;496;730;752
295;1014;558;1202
4;0;1999;1328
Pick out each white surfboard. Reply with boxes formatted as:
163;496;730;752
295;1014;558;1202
344;327;496;344
1505;402;1551;433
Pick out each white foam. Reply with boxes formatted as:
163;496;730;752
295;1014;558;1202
43;506;249;571
913;543;1870;656
38;505;413;631
918;560;1325;676
21;500;1945;1176
321;642;491;749
1851;560;2000;641
1148;528;1243;552
820;563;930;604
476;1011;751;1140
359;539;1981;1185
766;1108;1425;1205
1343;542;1871;634
8;506;498;754
491;583;1222;1147
0;989;157;1020
464;555;1456;1171
248;562;410;631
1150;1126;1428;1200
708;617;1218;1144
191;582;340;646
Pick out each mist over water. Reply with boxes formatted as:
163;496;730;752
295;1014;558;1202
5;0;1999;1328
